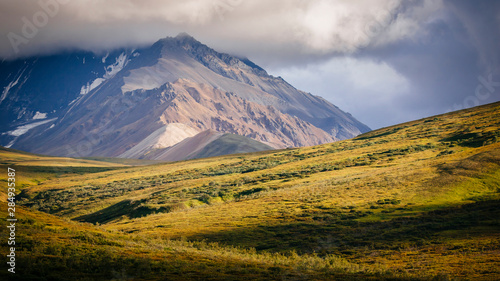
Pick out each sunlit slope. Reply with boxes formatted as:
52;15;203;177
0;201;384;281
12;101;500;279
0;146;129;201
0;146;128;167
0;147;165;195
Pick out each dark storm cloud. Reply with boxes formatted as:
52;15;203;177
445;0;500;73
271;0;500;128
353;0;500;127
352;16;482;124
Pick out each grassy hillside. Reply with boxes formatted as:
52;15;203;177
2;102;500;280
0;147;130;200
0;146;128;167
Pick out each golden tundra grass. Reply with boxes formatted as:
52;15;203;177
1;102;499;280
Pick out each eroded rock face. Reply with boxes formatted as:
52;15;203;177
8;33;370;159
158;79;336;149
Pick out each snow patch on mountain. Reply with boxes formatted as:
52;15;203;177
33;111;47;120
5;118;57;148
102;52;109;63
16;108;26;120
1;63;34;105
104;52;128;79
78;53;128;96
80;78;105;95
7;118;56;137
1;72;23;104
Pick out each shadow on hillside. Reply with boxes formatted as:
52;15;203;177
75;199;168;224
184;199;500;255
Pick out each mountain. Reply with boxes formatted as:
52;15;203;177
0;33;370;159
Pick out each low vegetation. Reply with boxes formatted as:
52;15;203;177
1;102;500;280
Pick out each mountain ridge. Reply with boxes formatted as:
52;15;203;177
1;33;370;159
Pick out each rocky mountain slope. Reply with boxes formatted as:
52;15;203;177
1;33;370;159
0;49;131;132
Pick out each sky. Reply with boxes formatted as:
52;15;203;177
0;0;499;129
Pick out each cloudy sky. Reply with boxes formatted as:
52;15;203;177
1;0;499;129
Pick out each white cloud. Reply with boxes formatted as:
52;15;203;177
291;0;402;53
0;0;439;60
374;0;444;46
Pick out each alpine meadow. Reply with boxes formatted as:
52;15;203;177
1;102;499;280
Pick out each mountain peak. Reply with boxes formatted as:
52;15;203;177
175;32;195;40
174;32;202;46
155;34;267;77
156;32;201;48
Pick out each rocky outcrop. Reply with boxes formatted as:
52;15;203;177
158;79;336;148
